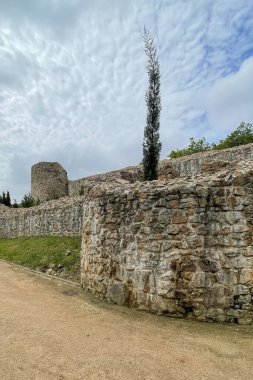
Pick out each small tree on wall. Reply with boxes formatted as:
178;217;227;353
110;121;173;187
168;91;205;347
142;28;162;181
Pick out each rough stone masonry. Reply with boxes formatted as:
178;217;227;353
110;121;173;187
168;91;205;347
1;144;253;324
80;160;253;325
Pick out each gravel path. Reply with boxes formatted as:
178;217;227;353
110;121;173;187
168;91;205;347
0;261;252;380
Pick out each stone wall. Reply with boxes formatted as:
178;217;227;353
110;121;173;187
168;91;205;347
32;144;253;200
3;144;253;324
68;166;143;197
31;162;69;203
0;197;84;238
69;143;253;196
159;142;253;180
80;160;253;324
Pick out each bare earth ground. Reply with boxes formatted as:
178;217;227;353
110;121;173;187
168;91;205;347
0;262;253;380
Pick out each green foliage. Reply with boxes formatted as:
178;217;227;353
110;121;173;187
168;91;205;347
0;192;6;205
21;193;35;208
45;190;59;202
6;191;11;207
168;122;253;159
213;122;253;150
0;191;11;207
51;190;59;200
79;185;84;196
0;236;81;281
12;200;19;208
169;137;211;158
143;28;161;181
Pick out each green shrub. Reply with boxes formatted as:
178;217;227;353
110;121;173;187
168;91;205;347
168;122;253;159
21;193;35;208
213;122;253;150
79;185;84;196
169;137;211;158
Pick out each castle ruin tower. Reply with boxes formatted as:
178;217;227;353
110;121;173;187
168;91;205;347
31;162;69;203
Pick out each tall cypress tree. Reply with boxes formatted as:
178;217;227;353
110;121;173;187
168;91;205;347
6;191;11;207
2;192;6;206
143;28;161;181
0;191;11;207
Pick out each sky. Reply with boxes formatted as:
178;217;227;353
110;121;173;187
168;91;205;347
1;0;253;201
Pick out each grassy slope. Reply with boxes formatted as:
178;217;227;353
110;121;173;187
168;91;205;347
0;236;81;282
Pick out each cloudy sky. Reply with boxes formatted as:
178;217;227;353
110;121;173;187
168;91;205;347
1;0;253;201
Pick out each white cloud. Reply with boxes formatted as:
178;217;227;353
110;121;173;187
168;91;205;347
0;0;253;200
195;57;253;141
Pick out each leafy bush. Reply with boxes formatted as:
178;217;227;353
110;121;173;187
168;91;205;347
21;193;35;208
168;122;253;159
79;185;84;196
12;200;19;208
169;137;211;158
51;190;59;200
213;122;253;150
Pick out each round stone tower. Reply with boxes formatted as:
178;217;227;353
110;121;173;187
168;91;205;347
31;162;69;203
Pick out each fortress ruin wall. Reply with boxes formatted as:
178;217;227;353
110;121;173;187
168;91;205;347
1;144;253;324
68;143;253;196
81;161;253;324
31;162;69;203
0;198;84;238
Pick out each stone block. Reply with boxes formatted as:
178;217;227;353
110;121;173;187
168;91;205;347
234;285;250;295
193;272;213;288
167;225;181;235
242;247;253;256
171;210;187;224
186;235;203;249
141;271;156;294
204;285;233;308
216;270;237;285
233;187;246;196
106;284;128;305
206;308;226;322
200;257;220;273
239;269;253;284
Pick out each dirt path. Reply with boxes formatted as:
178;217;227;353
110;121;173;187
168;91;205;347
0;261;252;380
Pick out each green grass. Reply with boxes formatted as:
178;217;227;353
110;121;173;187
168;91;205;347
0;236;81;282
